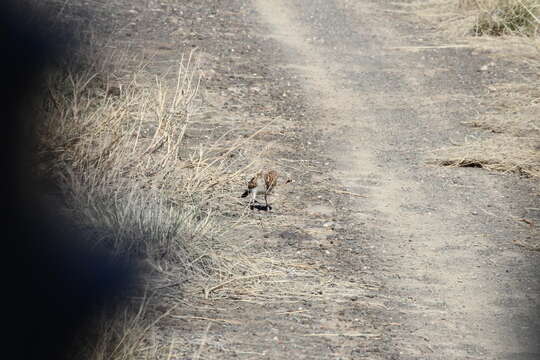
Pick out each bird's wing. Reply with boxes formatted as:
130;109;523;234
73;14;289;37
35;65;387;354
247;176;258;190
265;171;278;191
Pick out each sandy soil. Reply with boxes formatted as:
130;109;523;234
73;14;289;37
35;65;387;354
53;0;540;358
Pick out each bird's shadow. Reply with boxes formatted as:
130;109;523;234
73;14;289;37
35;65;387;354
250;204;272;211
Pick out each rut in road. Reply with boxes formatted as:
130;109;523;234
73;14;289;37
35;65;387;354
255;0;540;358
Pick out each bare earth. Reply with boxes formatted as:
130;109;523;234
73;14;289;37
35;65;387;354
73;0;539;358
252;0;540;358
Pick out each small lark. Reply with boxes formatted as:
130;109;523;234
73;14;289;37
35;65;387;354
241;170;279;210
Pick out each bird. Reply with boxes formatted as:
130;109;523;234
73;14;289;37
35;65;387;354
241;170;279;210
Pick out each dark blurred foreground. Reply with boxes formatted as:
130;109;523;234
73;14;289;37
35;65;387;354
1;1;136;358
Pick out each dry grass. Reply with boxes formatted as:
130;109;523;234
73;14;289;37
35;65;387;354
29;1;383;358
433;82;539;179
406;1;540;178
437;136;539;176
433;82;540;177
33;36;271;359
412;0;540;66
410;0;540;38
38;50;217;260
32;12;325;356
34;22;321;356
459;0;540;37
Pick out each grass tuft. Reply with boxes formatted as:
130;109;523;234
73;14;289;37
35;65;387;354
459;0;540;36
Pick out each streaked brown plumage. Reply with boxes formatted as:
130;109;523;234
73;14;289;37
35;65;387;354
241;170;278;209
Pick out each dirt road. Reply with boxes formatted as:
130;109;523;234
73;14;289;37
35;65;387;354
251;0;539;358
68;0;539;357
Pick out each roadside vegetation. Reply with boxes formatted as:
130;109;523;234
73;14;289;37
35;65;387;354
462;0;540;36
30;0;341;357
39;48;210;359
445;0;539;178
29;3;261;359
410;0;540;178
35;35;345;358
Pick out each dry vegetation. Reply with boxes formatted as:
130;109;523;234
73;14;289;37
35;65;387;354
461;0;540;37
409;0;540;178
34;25;372;359
31;26;264;360
412;0;540;38
38;49;225;263
31;3;331;356
21;0;334;355
436;82;540;177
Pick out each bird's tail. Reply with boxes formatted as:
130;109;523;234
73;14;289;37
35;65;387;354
241;190;249;198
